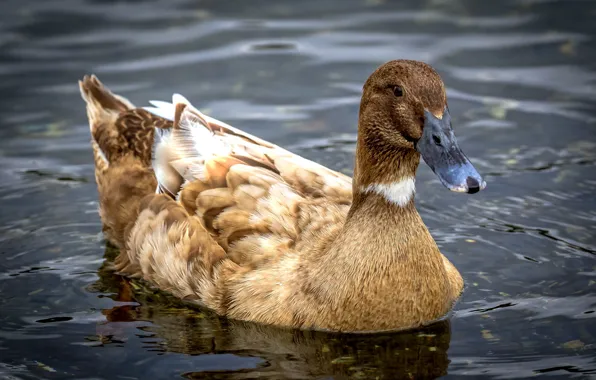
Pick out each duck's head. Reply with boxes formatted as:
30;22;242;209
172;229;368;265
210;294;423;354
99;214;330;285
356;60;486;195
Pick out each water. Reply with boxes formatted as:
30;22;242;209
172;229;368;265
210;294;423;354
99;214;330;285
0;0;595;378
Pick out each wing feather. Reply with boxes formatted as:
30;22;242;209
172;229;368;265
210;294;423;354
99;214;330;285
145;94;352;265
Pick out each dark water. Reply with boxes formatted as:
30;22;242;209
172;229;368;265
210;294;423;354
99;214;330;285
1;0;595;378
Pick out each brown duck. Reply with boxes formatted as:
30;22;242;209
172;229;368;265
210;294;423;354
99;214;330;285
79;59;485;332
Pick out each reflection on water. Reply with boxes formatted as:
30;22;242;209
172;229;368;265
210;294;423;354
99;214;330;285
0;0;595;378
93;246;452;379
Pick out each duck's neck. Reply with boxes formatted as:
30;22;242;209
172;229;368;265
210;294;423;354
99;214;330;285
350;122;421;213
326;130;440;263
330;122;444;269
344;141;432;264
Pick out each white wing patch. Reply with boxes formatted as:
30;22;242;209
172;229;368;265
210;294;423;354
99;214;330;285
146;94;230;195
145;100;176;121
176;110;231;160
145;94;272;197
145;94;232;163
143;93;350;201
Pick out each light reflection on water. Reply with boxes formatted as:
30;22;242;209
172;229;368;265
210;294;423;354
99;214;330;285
0;0;595;378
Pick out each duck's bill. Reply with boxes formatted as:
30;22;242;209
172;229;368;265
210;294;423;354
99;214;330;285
416;108;486;194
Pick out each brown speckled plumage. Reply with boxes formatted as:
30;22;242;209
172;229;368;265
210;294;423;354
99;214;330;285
79;60;464;332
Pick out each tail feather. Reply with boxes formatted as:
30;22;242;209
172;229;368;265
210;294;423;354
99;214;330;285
79;75;133;169
79;75;161;248
79;75;172;168
79;75;133;115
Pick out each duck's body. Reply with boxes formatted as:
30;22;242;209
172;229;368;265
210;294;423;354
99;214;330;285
80;60;484;332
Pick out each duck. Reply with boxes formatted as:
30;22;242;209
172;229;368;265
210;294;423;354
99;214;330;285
79;59;485;333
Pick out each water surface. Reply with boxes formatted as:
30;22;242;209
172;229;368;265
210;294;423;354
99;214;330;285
1;0;595;378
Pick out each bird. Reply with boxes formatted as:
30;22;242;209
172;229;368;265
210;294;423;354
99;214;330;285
79;59;485;332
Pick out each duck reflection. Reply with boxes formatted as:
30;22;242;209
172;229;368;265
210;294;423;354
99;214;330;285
91;245;452;379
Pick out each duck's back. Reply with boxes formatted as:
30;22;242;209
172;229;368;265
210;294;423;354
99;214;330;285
146;94;353;264
79;75;353;301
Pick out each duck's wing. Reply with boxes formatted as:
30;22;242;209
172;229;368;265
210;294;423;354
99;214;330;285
81;76;351;312
145;95;353;263
145;95;352;203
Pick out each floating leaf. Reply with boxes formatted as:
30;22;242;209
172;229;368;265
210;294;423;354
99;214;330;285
331;356;356;365
486;99;519;120
481;329;495;340
477;272;492;283
36;361;57;372
563;340;584;350
559;40;576;56
350;370;367;379
489;105;507;120
554;170;569;184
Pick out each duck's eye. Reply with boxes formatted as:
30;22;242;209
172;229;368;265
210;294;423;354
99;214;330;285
392;85;404;97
